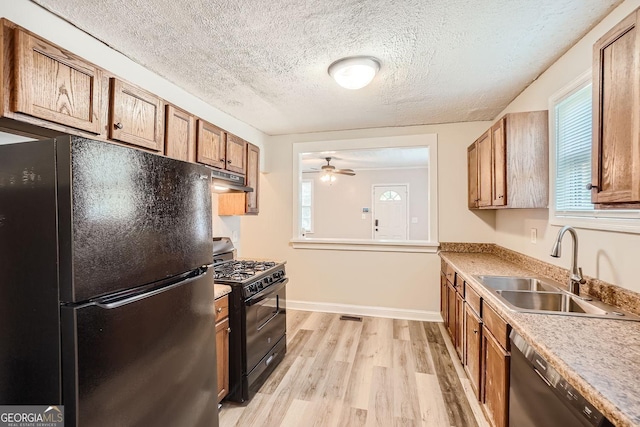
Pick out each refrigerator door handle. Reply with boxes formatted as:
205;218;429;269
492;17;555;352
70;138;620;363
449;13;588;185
94;271;205;309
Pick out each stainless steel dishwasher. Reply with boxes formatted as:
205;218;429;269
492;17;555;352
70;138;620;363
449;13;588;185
509;331;614;427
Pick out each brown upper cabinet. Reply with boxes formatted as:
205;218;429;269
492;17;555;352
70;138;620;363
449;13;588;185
109;78;164;152
592;9;640;207
477;130;493;207
468;111;549;209
196;119;226;169
245;143;260;214
225;133;247;175
219;142;260;216
12;27;102;134
165;105;196;162
467;143;479;208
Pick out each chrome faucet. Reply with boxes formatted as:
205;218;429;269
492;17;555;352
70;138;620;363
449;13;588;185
550;226;586;295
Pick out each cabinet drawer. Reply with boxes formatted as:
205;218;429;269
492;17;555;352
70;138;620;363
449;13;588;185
444;263;456;284
482;302;510;350
455;274;465;296
465;284;482;316
215;295;229;323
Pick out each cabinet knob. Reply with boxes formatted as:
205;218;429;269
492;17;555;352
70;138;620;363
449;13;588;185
114;122;123;130
473;329;478;334
227;159;232;164
217;307;222;313
227;327;231;333
586;183;599;190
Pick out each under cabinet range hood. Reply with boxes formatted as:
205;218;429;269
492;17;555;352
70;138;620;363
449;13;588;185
210;168;254;193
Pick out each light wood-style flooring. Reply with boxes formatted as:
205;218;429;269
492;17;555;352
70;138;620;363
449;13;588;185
219;310;489;427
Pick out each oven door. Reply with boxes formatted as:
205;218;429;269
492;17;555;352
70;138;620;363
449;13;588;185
245;278;287;372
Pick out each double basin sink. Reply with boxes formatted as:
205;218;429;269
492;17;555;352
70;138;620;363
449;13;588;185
473;275;640;321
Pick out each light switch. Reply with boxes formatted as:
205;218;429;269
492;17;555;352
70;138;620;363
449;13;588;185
362;213;366;220
530;228;537;244
232;230;239;242
411;217;418;224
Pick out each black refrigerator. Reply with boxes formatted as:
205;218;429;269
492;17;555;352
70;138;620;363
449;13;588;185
0;136;219;427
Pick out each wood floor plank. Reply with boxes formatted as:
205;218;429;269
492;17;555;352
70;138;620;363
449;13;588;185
415;373;451;426
392;339;421;422
333;317;364;363
372;317;394;368
279;399;310;427
338;407;368;427
366;366;393;427
393;319;410;341
286;310;312;339
300;312;337;358
408;320;434;374
231;392;274;427
260;329;314;394
343;317;379;409
310;361;352;427
423;322;479;427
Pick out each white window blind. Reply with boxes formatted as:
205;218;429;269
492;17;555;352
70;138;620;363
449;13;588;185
555;84;593;212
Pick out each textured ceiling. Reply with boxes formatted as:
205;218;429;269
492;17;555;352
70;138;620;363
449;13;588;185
31;0;622;135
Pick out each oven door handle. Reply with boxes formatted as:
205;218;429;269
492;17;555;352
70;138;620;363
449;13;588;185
246;278;288;306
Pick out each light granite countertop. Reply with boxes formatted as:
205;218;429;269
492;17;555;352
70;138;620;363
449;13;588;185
440;251;640;427
214;284;231;299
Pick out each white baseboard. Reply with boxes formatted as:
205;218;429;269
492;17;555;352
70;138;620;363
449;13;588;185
287;300;443;322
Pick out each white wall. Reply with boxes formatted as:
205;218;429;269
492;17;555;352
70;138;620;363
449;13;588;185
240;122;493;315
1;0;267;249
493;0;640;292
302;168;429;240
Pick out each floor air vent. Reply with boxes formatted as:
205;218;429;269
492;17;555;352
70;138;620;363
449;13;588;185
339;315;363;322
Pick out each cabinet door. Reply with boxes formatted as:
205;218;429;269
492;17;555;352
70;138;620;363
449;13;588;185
246;143;260;214
592;10;640;205
464;304;482;400
446;282;457;340
13;29;102;134
440;272;448;326
109;78;164;152
491;118;507;206
477;130;493;207
164;105;195;162
196;119;226;169
216;317;230;403
482;327;510;427
468;142;479;208
226;133;247;174
455;293;464;361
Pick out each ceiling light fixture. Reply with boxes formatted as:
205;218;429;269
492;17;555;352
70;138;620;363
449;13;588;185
328;56;380;90
320;173;336;183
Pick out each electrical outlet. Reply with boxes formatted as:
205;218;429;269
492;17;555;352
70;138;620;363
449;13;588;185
232;230;239;243
530;228;537;244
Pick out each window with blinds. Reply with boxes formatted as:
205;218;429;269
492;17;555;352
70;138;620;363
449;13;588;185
555;83;593;213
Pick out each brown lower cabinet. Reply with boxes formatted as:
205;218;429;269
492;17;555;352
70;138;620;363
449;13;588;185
215;295;230;403
464;304;482;399
440;260;511;427
482;325;510;427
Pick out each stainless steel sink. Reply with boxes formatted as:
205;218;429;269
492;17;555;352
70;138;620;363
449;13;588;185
473;274;640;320
476;275;558;292
497;290;608;315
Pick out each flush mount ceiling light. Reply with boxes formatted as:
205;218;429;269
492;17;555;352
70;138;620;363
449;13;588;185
328;56;381;90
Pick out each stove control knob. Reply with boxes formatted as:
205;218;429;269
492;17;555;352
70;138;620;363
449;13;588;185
257;280;264;290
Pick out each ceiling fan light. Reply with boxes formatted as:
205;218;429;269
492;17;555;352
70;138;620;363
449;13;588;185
328;56;380;90
320;173;336;183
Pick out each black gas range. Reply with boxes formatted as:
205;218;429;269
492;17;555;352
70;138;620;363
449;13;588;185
212;238;287;403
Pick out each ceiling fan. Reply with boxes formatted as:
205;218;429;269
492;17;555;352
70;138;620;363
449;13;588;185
310;157;356;176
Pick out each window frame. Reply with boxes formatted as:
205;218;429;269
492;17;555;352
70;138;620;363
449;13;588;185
549;70;640;233
290;134;439;253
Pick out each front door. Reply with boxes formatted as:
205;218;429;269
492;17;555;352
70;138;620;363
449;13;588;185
373;185;408;240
